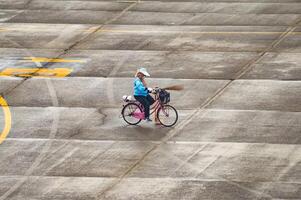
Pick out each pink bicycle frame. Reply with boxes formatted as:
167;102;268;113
132;109;145;120
132;99;162;120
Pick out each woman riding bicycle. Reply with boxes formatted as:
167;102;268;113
134;68;154;122
121;68;178;127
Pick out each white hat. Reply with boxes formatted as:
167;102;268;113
137;68;150;77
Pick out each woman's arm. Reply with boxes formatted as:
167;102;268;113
136;79;148;91
141;78;147;87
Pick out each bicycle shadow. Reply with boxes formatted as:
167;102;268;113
118;123;174;141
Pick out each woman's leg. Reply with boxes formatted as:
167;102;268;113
147;94;155;116
146;94;155;106
147;94;159;124
134;96;150;119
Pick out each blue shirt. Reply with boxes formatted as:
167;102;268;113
134;78;148;96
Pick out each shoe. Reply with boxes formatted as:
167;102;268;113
146;117;152;122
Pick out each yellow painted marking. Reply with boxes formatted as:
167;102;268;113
0;68;73;78
89;29;301;35
23;57;85;63
0;96;11;145
0;28;7;32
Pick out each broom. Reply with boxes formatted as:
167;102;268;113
162;85;184;91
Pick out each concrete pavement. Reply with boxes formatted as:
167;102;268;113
0;0;300;199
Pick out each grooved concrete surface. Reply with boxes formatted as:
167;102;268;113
0;0;301;200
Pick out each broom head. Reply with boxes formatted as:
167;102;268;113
162;85;184;91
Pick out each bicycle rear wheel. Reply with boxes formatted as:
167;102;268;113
122;103;142;125
157;104;178;127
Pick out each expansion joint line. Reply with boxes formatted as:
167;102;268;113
236;17;301;80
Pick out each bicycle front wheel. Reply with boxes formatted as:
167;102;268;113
122;103;142;125
157;105;178;127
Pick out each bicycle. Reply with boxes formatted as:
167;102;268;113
121;87;178;127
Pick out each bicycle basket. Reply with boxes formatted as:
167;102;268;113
159;89;170;104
